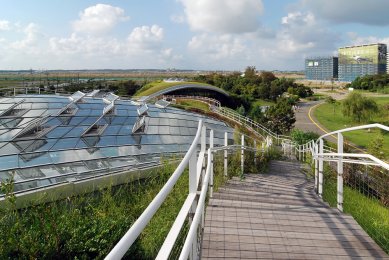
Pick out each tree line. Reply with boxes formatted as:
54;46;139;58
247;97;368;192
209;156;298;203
347;74;389;93
193;67;313;101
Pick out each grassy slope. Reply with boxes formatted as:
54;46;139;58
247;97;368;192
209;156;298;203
323;174;389;253
0;163;189;259
135;81;211;97
313;97;389;158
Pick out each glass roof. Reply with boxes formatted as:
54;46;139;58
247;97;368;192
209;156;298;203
0;94;233;195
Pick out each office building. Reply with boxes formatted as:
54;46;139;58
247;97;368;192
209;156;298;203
338;43;387;82
305;56;338;80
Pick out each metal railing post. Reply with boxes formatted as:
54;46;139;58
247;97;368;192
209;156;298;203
189;150;197;194
337;133;344;212
298;145;302;161
318;139;324;198
314;143;318;193
254;140;257;165
210;130;214;198
241;134;244;177
224;132;228;176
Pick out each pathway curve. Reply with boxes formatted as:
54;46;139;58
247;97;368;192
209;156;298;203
294;100;337;143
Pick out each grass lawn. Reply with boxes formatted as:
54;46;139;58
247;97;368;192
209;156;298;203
173;99;210;112
313;96;389;159
135;81;211;97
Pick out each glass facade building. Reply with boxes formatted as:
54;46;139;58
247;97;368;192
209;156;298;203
305;57;338;80
338;43;387;82
0;93;232;195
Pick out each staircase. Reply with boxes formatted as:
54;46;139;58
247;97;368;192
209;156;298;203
201;160;388;259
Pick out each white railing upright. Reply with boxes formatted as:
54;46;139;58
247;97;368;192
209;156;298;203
283;123;389;212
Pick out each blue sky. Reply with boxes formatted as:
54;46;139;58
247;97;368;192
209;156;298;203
1;0;389;71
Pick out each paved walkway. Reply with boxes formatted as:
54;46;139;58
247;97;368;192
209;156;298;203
201;160;388;259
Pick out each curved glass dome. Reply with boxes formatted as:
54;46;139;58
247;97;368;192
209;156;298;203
0;93;232;195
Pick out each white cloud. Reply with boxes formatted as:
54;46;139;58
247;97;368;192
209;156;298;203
49;33;122;56
184;11;342;70
10;23;40;50
179;0;263;34
348;33;389;46
277;12;339;54
0;20;11;31
188;34;246;60
127;25;164;51
282;12;315;26
46;24;182;69
73;4;129;34
302;0;389;25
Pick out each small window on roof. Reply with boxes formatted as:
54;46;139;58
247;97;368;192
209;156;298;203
82;124;108;136
137;104;149;116
103;93;119;104
13;116;54;140
86;89;100;97
0;99;27;117
155;99;170;109
69;91;85;103
132;116;146;134
57;103;78;116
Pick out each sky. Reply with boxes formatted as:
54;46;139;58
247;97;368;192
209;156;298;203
1;0;389;71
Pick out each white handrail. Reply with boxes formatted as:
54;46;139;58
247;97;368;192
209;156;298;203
316;153;389;170
105;120;203;260
179;148;212;260
283;123;389;212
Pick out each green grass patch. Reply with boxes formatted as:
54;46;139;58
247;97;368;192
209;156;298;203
252;99;275;107
313;97;389;159
0;162;189;259
322;170;389;253
135;81;211;97
173;99;210;112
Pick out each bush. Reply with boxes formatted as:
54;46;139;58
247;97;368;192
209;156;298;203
290;129;320;145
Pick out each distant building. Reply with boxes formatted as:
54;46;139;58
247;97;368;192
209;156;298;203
305;57;338;81
338;43;387;82
387;52;389;74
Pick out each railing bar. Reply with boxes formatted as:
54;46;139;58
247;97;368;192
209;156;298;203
156;193;197;259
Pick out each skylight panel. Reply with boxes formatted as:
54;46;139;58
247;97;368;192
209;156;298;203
155;99;170;109
137;104;149;116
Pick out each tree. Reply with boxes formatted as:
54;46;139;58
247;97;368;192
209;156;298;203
342;92;378;123
244;66;256;79
325;96;337;114
249;103;265;123
117;80;141;96
265;98;295;134
260;71;276;83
